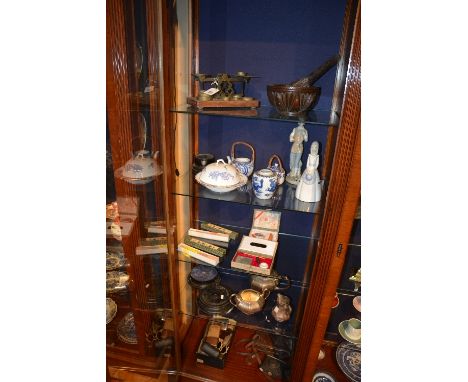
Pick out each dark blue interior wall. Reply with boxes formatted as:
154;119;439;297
197;0;347;239
199;0;347;109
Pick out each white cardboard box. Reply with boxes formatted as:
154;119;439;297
231;236;278;275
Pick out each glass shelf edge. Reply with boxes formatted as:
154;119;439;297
169;105;338;127
177;310;298;340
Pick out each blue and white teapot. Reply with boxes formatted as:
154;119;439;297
228;141;255;177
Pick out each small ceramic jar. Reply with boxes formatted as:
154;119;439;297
253;168;278;199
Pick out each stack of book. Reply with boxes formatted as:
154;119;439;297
177;224;238;266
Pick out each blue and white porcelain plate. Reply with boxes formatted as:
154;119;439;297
106;249;126;271
336;342;361;382
106;271;129;293
190;265;218;283
117;312;138;344
106;298;117;325
313;371;336;382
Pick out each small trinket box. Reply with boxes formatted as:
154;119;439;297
249;209;282;242
232;236;278;275
196;316;237;369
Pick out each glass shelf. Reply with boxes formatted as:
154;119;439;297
174;173;325;215
170;104;337;126
324;293;361;343
179;270;305;340
178;222;317;287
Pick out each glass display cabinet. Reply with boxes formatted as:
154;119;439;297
106;0;360;381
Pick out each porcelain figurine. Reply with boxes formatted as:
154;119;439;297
295;141;322;202
271;293;292;323
253;168;278;199
229;141;255;177
286;122;308;185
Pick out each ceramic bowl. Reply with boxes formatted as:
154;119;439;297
267;84;321;116
338;318;361;344
196;172;248;193
196;159;248;193
198;159;243;187
116;150;163;182
313;371;336;382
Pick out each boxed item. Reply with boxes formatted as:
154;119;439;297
196;316;236;369
136;237;168;255
200;222;239;241
178;243;220;266
249;209;282;242
231;236;278;275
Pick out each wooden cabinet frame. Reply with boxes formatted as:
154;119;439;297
106;0;361;380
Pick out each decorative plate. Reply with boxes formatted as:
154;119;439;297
106;271;130;293
338;319;361;344
117;312;138;344
106;298;117;325
106;249;126;271
313;371;336;382
190;265;218;283
336;342;361;382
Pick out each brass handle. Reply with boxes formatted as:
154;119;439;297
268;154;284;172
231;141;255;163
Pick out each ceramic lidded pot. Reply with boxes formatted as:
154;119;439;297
195;159;248;193
252;168;278;199
121;150;162;180
229;141;255;177
267;154;285;185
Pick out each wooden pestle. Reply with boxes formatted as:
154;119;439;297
289;54;340;87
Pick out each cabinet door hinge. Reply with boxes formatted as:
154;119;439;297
336;243;343;257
